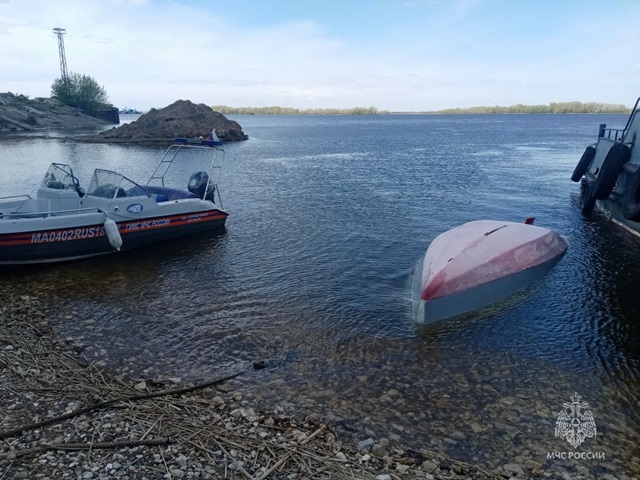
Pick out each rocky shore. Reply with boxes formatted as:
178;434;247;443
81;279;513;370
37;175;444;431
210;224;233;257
0;296;507;480
0;94;247;144
0;92;114;132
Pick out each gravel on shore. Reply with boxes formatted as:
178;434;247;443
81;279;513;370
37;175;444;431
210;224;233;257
0;295;512;480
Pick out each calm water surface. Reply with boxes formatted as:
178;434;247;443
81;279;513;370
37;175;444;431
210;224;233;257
1;114;638;476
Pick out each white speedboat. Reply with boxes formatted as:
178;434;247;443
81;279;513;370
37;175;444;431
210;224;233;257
412;219;568;326
0;138;228;265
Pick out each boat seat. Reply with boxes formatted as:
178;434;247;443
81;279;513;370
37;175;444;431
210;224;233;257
144;186;198;202
90;184;127;199
46;180;66;189
9;199;51;217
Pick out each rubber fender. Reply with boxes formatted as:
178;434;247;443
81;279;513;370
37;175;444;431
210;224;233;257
622;167;640;221
593;143;631;200
104;218;123;251
581;182;597;214
571;146;596;182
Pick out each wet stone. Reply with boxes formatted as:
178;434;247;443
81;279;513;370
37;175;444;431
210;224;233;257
503;463;524;475
357;438;375;451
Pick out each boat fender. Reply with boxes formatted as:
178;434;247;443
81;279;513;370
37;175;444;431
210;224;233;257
581;182;597;214
622;167;640;221
593;143;631;200
571;146;596;182
104;218;123;251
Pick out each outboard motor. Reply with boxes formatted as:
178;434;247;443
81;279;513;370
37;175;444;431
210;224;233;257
188;171;216;201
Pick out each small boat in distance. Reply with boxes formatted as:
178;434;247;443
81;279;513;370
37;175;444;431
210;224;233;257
0;137;228;265
571;97;640;240
412;219;568;326
118;107;142;114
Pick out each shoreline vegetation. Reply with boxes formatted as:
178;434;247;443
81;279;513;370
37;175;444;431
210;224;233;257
211;101;631;116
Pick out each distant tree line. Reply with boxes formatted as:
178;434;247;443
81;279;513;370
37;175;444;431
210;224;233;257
211;102;630;115
211;105;388;115
431;102;631;114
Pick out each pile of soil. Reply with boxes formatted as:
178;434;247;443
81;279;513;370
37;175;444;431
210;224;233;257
100;100;248;143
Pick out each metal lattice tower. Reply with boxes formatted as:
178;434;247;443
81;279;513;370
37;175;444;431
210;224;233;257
52;27;69;82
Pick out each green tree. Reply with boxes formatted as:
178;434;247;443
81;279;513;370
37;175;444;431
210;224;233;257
51;72;109;112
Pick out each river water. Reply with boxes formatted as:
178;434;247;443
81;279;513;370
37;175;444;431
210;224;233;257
0;114;638;477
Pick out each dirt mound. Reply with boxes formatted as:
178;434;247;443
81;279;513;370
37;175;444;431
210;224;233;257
100;100;248;143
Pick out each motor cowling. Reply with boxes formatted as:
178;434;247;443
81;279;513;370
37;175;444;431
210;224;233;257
188;171;215;201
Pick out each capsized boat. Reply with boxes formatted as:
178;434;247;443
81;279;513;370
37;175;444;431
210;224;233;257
0;137;228;265
412;219;568;326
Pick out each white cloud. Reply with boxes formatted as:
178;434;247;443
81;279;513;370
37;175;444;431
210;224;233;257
0;0;638;111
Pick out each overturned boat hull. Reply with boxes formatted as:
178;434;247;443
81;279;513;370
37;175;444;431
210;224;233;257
412;220;568;326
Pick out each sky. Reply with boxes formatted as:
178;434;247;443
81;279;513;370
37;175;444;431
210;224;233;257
0;0;639;112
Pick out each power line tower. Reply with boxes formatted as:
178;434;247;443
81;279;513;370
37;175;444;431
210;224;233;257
52;27;69;84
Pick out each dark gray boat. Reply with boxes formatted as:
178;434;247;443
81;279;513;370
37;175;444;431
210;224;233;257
573;98;640;238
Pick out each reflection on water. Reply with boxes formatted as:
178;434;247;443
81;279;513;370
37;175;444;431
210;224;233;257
1;114;639;475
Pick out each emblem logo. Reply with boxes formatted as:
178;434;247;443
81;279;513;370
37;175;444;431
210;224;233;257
126;203;143;214
555;393;597;448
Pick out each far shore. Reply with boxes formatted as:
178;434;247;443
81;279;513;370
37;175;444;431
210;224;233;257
219;111;632;116
211;101;631;116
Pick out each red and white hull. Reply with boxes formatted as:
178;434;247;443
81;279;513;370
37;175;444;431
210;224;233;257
412;220;568;326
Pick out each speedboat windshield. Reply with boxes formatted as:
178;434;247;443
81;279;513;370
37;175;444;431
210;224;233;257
87;169;148;199
41;163;81;191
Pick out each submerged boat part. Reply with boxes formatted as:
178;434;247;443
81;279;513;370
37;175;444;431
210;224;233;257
412;220;568;326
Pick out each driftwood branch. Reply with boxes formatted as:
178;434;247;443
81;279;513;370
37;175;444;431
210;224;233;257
0;437;174;460
0;371;242;441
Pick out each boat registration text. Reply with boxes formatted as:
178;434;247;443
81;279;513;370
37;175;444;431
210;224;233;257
28;213;217;244
31;226;106;244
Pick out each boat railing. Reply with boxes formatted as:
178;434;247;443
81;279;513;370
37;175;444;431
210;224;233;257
599;125;625;142
597;97;640;143
3;207;104;219
0;194;32;202
622;97;640;139
147;139;224;187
